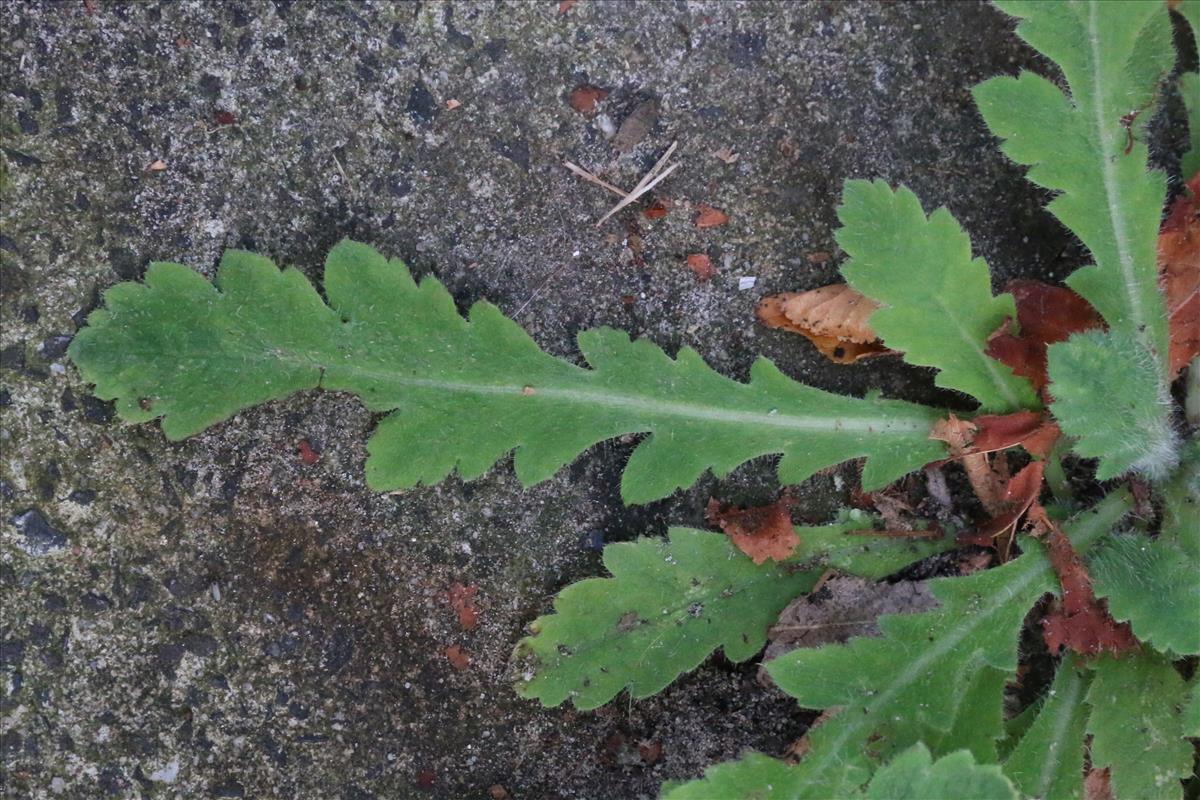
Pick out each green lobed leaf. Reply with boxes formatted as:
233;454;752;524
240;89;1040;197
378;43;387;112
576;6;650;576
668;491;1131;799
1089;534;1200;656
517;516;952;710
69;240;948;505
974;0;1174;370
663;744;1019;800
1086;650;1193;800
920;667;1007;765
857;744;1017;800
836;179;1036;413
1184;680;1200;738
661;753;797;800
1161;441;1200;559
1046;329;1179;480
1183;72;1200;179
1002;655;1091;800
1177;1;1200;177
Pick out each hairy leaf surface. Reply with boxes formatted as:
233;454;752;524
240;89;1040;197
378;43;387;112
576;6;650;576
836;179;1036;412
1089;534;1200;656
668;491;1130;799
974;0;1173;368
517;516;950;710
1046;329;1178;479
69;240;947;504
1002;655;1091;800
1086;651;1193;799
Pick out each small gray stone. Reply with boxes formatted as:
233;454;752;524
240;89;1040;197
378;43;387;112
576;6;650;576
11;509;68;555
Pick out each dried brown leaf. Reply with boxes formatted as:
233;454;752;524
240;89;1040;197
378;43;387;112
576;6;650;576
756;285;893;364
759;576;937;682
1159;173;1200;378
685;253;716;281
567;84;610;115
693;204;729;229
985;280;1104;393
447;582;480;631
706;496;799;565
612;99;658;153
1040;517;1136;657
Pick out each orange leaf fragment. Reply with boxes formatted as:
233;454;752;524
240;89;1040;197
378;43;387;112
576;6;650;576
1158;174;1200;378
694;204;729;229
447;582;480;631
706;496;799;565
643;198;671;219
557;0;578;13
756;285;893;364
444;644;470;671
567;84;610;115
686;253;717;281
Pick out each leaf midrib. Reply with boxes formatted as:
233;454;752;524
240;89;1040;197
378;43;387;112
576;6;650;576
1085;1;1149;345
182;335;939;437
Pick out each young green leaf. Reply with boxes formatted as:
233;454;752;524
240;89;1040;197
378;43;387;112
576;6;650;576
517;516;951;710
1089;534;1200;656
514;528;810;710
836;179;1036;413
1086;651;1193;799
69;240;947;505
1002;655;1091;800
663;491;1131;800
974;0;1174;368
858;744;1017;800
1046;329;1179;480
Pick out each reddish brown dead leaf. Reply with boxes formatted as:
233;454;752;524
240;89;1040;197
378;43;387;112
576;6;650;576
444;644;470;671
970;412;1061;459
637;740;663;765
686;253;717;281
694;204;729;229
557;0;578;13
297;438;321;465
958;461;1044;552
930;415;1007;514
712;147;739;165
643;199;671;219
213;110;237;126
1040;518;1136;657
756;285;894;364
1159;173;1200;378
444;98;462;110
447;582;480;631
986;280;1104;392
567;84;609;115
706;496;799;564
1084;769;1114;800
